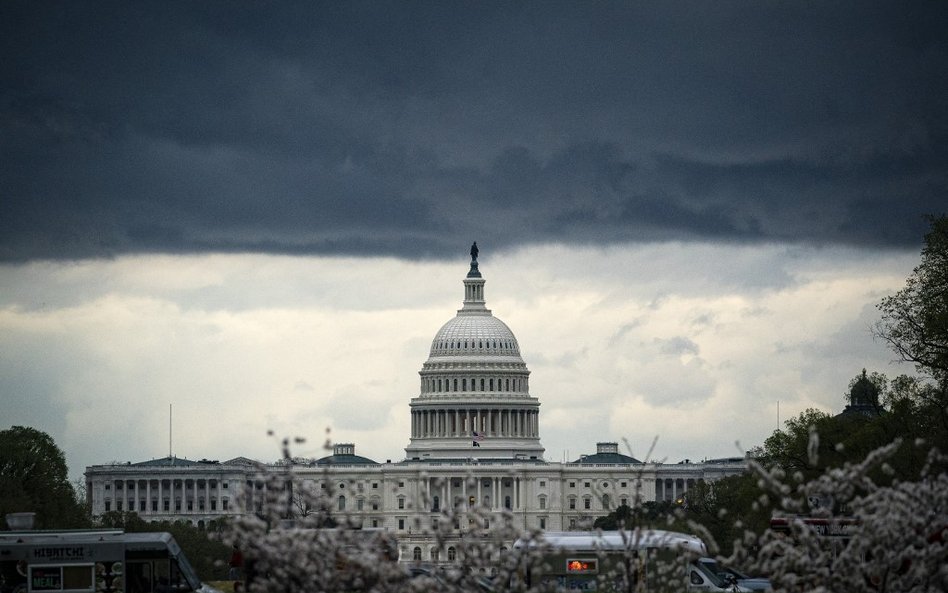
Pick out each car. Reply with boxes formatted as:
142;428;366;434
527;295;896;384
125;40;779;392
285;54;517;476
698;558;772;592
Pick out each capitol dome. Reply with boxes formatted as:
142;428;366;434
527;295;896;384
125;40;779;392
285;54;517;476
428;315;521;359
405;245;544;461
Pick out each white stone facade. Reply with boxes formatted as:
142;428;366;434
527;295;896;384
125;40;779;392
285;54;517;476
85;251;746;562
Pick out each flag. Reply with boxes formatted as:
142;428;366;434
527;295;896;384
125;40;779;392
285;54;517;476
473;431;485;447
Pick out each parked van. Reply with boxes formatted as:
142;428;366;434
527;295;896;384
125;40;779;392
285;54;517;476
0;530;221;593
513;530;752;592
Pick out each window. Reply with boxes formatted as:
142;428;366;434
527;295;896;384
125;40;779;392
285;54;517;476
448;547;456;561
372;482;379;489
538;495;546;510
584;482;590;488
431;548;439;561
602;494;610;509
117;500;123;511
222;499;229;511
153;500;159;511
621;481;627;488
223;482;229;488
140;500;146;512
210;500;216;511
372;519;378;528
504;496;511;510
164;500;170;511
398;497;405;509
432;496;440;512
584;498;591;510
104;501;111;512
539;480;546;487
539;517;546;529
338;495;346;511
569;518;577;529
568;498;576;510
413;547;422;561
398;518;405;530
398;481;404;488
620;497;628;507
105;484;111;490
357;499;364;511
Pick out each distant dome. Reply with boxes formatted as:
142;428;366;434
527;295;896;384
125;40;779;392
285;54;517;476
314;443;378;466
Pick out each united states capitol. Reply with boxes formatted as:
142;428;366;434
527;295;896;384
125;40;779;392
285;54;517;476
85;245;746;563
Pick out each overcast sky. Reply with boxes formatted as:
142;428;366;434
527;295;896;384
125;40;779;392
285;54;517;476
1;1;944;482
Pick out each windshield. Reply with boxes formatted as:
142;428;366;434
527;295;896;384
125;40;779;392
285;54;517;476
694;560;730;588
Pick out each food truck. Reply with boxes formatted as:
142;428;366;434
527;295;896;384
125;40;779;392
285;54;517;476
513;530;752;592
0;530;220;593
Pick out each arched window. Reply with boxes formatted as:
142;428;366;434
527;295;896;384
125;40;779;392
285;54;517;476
431;547;439;561
448;547;456;561
413;547;422;561
432;495;440;512
453;378;458;392
506;378;510;391
462;378;467;391
602;494;611;510
504;495;511;510
338;495;346;511
538;495;547;510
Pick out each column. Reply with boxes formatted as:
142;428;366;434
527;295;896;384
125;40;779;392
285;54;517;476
158;480;163;514
134;480;140;513
146;481;151;515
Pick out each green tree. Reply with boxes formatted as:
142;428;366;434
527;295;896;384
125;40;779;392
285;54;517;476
0;426;90;528
875;214;948;382
97;510;150;532
680;473;770;556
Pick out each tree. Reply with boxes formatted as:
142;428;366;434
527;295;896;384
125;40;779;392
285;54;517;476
680;473;770;557
875;214;948;382
0;426;90;528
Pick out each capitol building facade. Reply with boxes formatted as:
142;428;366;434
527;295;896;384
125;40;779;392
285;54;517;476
85;248;745;562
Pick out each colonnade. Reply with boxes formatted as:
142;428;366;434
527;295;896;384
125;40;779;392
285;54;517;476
422;475;523;512
410;408;539;438
654;477;697;502
101;477;235;515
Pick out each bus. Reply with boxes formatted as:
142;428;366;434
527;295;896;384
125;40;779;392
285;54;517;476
0;530;221;593
513;530;751;592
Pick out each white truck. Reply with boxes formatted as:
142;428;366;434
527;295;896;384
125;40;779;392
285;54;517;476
514;530;753;592
0;530;221;593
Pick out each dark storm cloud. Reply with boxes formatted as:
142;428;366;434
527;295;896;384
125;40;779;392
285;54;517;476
1;0;945;261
